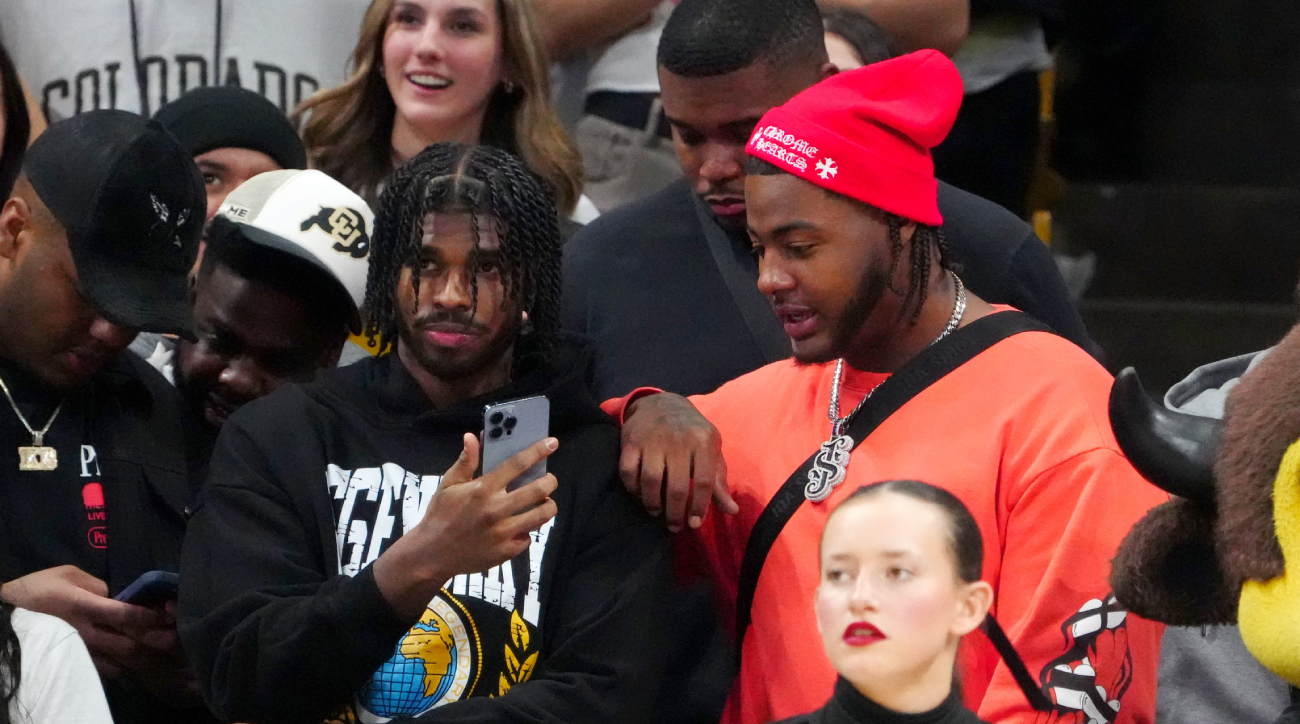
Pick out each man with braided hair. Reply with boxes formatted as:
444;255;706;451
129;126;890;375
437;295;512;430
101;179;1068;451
178;143;671;724
564;0;1097;406
611;53;1167;724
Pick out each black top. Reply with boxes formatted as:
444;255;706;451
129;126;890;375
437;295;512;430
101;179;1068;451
0;359;108;583
563;178;1098;399
179;335;671;724
774;678;989;724
0;352;211;724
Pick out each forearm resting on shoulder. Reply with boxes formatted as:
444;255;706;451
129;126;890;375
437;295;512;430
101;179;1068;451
818;0;970;56
534;0;666;61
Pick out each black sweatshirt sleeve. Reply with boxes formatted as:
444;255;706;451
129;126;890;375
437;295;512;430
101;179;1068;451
178;416;414;724
1004;231;1104;360
414;469;673;723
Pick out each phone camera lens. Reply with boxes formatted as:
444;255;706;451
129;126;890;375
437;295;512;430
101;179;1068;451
504;417;517;430
489;427;504;439
489;412;505;425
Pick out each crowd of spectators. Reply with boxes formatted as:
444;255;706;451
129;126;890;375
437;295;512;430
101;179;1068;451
0;2;1280;724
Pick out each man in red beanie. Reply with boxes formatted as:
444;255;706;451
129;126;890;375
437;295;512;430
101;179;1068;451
614;51;1167;724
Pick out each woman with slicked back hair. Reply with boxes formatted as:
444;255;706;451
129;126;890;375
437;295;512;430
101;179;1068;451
775;481;993;724
296;0;586;220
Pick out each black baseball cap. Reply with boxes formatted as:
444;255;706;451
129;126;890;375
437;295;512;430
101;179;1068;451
24;110;205;335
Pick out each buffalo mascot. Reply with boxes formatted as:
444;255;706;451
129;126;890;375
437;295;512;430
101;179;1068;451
1109;325;1300;724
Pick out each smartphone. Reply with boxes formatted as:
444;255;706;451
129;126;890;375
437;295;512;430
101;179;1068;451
114;570;180;607
481;396;550;492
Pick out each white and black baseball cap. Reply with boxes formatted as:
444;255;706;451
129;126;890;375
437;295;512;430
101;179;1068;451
216;170;372;332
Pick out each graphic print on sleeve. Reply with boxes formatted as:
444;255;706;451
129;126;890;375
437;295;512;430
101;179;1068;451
1038;594;1133;724
325;464;553;723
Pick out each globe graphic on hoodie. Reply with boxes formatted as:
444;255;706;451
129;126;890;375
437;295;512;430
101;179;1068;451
359;609;459;717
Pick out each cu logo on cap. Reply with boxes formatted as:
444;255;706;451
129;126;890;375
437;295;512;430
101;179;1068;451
301;206;371;259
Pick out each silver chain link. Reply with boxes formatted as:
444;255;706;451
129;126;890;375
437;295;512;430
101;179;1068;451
828;273;967;434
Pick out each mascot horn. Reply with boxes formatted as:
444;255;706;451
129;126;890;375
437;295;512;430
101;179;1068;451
1110;321;1300;724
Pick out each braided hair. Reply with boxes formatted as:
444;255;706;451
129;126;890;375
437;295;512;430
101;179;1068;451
364;142;563;369
884;214;957;324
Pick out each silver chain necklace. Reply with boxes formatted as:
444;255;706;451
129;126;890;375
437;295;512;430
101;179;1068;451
0;372;65;471
804;273;967;502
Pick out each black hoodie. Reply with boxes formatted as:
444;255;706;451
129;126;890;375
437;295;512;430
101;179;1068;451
178;337;671;724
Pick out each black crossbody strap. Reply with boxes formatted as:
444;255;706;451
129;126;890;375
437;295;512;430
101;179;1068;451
982;616;1056;711
733;311;1054;704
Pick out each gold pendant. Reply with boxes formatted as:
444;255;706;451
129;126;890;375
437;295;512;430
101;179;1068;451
18;445;57;471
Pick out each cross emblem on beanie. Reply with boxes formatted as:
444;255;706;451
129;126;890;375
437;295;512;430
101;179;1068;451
816;158;838;180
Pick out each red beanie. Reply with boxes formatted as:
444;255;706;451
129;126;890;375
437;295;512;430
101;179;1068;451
745;49;963;226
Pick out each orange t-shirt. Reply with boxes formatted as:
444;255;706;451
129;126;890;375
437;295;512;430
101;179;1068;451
620;319;1167;724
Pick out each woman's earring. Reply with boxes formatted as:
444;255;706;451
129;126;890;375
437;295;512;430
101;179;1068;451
502;80;517;94
521;310;534;335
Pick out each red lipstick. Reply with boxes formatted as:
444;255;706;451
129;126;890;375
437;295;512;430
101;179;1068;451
843;622;885;646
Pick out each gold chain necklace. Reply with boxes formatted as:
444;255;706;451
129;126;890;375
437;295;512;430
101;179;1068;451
0;372;65;471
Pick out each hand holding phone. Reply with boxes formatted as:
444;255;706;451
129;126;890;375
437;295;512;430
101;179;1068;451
371;431;560;619
114;571;180;608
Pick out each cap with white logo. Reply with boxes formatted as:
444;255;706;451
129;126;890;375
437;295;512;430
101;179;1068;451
217;169;372;332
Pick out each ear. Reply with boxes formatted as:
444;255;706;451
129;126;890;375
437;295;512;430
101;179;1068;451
0;196;33;266
898;220;917;246
952;580;994;637
819;62;839;81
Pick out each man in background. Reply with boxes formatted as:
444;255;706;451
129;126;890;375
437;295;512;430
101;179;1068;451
541;0;971;213
151;85;307;220
564;0;1096;402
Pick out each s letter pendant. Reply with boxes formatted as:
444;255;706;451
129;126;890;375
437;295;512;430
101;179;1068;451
19;445;57;471
804;434;853;502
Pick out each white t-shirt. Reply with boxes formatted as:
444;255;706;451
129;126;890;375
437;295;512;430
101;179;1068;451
585;1;676;95
0;0;368;120
8;609;112;724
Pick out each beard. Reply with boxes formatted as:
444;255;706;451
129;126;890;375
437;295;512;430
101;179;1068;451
397;307;522;382
794;258;893;366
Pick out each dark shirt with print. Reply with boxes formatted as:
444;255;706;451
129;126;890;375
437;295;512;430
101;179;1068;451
0;359;109;583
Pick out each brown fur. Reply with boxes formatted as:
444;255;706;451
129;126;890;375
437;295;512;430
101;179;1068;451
1111;498;1239;626
1213;323;1300;584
